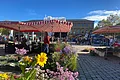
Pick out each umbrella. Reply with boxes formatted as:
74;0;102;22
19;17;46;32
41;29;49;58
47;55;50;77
25;20;73;32
92;26;120;34
25;20;73;49
92;26;120;58
0;21;40;32
0;21;41;44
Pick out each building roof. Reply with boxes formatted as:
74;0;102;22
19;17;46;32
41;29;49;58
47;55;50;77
23;20;43;22
67;19;94;22
23;19;94;22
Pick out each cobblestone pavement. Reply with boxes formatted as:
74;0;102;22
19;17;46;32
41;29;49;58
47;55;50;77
77;54;120;80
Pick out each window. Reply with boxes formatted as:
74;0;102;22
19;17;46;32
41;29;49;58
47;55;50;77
82;24;84;27
73;24;76;26
85;24;88;27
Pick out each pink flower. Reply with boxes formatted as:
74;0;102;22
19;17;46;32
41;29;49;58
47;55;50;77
46;69;50;73
45;62;79;79
73;72;79;78
15;47;28;55
59;67;64;73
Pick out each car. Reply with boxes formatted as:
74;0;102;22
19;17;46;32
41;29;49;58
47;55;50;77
113;41;120;47
91;34;104;46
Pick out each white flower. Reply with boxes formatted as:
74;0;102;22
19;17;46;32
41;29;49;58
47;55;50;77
9;63;16;67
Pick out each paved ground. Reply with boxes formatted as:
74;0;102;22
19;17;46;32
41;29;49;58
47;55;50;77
78;54;120;80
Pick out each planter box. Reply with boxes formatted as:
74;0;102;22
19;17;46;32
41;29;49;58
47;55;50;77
0;65;21;74
5;43;15;54
113;47;120;57
113;52;120;57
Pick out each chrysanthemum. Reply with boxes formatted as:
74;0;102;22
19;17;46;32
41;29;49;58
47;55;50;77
0;73;9;79
23;56;32;63
36;52;48;67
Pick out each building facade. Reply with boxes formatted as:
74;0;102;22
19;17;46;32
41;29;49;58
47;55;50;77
67;19;94;35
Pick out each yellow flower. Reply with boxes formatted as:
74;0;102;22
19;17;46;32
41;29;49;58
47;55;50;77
0;73;2;76
36;52;48;67
2;73;9;79
0;73;9;79
23;56;32;63
19;62;25;65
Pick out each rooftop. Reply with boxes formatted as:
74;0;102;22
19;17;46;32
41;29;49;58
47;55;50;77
23;19;94;22
67;19;94;22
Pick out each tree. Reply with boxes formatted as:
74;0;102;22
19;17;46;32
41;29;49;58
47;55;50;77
93;26;100;31
107;14;120;25
116;23;120;25
0;28;10;35
97;19;112;27
97;14;120;27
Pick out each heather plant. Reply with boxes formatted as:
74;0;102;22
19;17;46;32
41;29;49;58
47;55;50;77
35;62;79;80
52;44;78;71
15;47;28;56
54;43;65;52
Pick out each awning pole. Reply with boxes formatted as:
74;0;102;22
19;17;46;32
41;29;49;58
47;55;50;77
113;33;115;40
41;31;43;52
18;26;20;44
60;32;61;42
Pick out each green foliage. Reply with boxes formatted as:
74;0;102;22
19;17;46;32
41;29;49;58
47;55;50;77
52;52;77;71
65;54;78;71
0;28;10;35
116;23;120;25
10;55;36;80
52;52;60;61
44;61;56;71
15;69;36;80
97;14;120;27
93;26;100;31
54;43;65;51
10;75;15;80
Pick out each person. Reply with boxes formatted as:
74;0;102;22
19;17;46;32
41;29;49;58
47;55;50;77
43;32;50;53
105;37;110;46
109;37;114;47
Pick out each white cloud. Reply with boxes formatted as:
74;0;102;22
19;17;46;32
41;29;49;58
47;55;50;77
88;10;106;15
83;15;108;21
104;10;120;15
83;10;120;27
83;10;120;21
88;10;120;15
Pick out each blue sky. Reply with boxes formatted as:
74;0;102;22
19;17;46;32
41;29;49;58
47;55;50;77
0;0;120;26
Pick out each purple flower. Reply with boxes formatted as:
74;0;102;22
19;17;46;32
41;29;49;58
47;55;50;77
15;47;28;55
63;46;71;54
61;45;77;55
